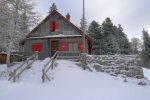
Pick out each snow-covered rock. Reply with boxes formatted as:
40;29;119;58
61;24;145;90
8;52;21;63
87;55;144;79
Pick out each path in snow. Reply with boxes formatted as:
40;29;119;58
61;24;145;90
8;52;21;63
19;60;42;82
18;58;51;82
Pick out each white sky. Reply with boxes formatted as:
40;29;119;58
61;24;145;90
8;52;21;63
34;0;150;40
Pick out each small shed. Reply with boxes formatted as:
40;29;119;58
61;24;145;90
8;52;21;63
0;53;23;64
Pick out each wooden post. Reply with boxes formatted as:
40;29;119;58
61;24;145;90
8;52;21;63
13;70;16;82
52;60;54;69
36;52;39;60
42;69;45;82
82;0;87;70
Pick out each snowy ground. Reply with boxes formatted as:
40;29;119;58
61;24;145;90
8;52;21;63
0;59;150;100
143;68;150;80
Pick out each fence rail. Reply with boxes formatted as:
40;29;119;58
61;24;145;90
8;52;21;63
9;52;38;82
42;52;57;82
42;51;81;82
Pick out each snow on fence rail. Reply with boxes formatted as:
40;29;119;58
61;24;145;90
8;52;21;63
9;52;38;82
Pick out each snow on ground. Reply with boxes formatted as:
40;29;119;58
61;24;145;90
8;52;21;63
0;59;150;100
143;68;150;80
0;63;21;81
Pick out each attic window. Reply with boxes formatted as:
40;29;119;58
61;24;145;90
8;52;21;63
50;21;59;32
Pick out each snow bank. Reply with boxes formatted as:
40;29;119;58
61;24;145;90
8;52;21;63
0;63;21;80
143;68;150;80
0;64;7;78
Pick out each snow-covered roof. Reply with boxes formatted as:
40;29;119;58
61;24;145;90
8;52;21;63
28;34;82;39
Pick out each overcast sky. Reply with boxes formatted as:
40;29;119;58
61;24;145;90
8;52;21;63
35;0;150;40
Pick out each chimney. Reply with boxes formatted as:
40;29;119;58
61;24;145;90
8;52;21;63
66;13;70;21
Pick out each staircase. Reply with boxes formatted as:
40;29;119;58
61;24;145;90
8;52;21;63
56;51;81;60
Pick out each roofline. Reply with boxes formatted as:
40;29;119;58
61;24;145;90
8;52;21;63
28;35;82;39
20;10;93;45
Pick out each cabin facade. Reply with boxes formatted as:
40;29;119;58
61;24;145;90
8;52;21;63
20;10;93;59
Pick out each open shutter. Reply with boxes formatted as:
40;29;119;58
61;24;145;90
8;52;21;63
50;21;53;32
78;41;83;52
32;43;42;52
55;21;59;31
60;41;68;51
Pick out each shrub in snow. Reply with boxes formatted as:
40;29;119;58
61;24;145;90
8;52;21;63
138;81;147;86
124;78;127;82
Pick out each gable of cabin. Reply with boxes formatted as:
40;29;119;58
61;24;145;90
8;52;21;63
29;12;81;37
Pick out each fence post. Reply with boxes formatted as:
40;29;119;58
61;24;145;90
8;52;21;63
36;52;39;60
42;69;45;83
13;70;16;82
52;60;54;69
81;53;87;70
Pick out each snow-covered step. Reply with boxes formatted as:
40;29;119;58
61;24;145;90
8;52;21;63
19;60;42;82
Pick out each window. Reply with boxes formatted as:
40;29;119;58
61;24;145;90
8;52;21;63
60;41;68;51
50;21;59;32
32;43;42;52
68;42;78;51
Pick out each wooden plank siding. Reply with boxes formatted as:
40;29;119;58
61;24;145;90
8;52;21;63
0;53;23;64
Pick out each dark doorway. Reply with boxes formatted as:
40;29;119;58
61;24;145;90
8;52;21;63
51;40;59;57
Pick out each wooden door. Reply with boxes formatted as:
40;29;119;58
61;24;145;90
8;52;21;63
51;41;59;56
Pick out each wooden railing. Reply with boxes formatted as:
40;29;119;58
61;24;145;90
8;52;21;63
42;52;57;82
42;51;82;82
80;53;93;72
9;52;38;82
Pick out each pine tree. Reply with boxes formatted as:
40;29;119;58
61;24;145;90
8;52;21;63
101;34;120;54
88;18;132;55
141;29;150;68
131;37;142;54
101;17;119;54
49;3;57;13
88;20;102;54
114;24;131;54
101;17;114;36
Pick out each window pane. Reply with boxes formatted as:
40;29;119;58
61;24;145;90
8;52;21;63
68;43;78;51
74;43;78;51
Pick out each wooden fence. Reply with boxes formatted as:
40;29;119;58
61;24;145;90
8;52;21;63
42;51;82;82
42;52;57;82
9;52;38;82
0;53;25;64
